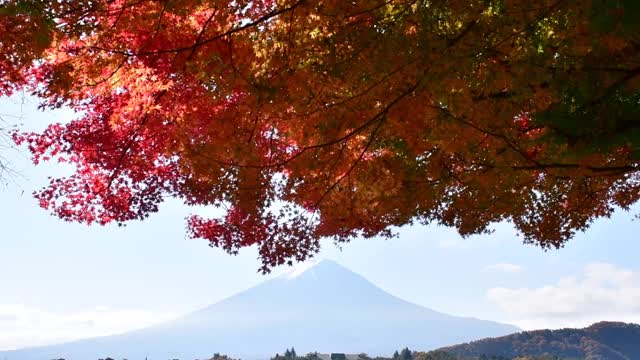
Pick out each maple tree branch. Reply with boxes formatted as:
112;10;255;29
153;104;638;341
0;127;14;183
475;159;638;176
85;54;128;87
91;0;307;57
105;89;168;191
325;142;349;184
588;66;640;107
520;61;640;75
298;81;421;151
511;163;638;175
489;0;566;51
447;17;479;47
313;115;386;209
152;0;170;39
185;7;218;64
435;101;547;169
186;80;421;171
343;0;396;19
99;0;151;37
0;114;25;185
293;62;413;118
432;103;640;177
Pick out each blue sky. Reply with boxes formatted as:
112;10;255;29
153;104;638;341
1;95;640;350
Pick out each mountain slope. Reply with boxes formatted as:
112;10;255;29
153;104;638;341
439;322;640;360
2;260;519;360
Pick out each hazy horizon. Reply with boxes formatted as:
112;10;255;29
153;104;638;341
0;259;521;360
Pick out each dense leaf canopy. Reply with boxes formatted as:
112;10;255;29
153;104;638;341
1;0;639;271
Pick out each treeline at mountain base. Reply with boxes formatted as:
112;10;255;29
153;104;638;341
47;321;640;360
59;348;584;360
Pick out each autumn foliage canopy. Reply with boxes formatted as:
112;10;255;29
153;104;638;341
1;0;639;271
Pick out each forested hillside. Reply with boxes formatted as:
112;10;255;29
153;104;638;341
439;322;640;360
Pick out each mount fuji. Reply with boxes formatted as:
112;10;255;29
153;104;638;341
1;260;519;360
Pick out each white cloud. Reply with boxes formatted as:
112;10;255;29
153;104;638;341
483;263;524;273
0;304;179;351
487;262;640;330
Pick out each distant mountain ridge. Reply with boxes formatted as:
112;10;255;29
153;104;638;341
1;259;519;360
439;322;640;360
